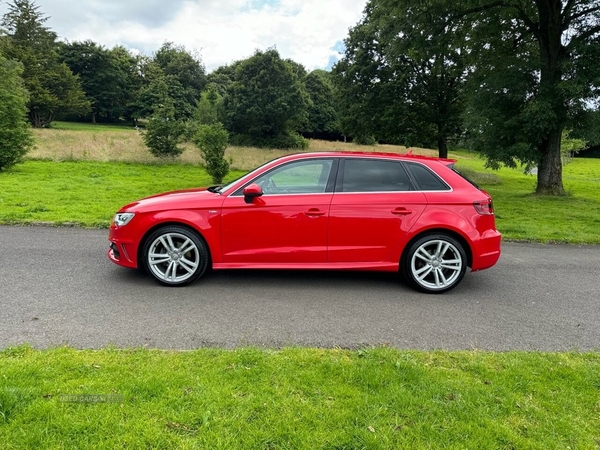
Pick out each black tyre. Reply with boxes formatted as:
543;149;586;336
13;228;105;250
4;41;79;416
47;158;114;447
142;225;209;286
402;233;467;294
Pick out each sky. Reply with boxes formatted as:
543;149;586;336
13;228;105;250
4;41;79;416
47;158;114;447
0;0;368;72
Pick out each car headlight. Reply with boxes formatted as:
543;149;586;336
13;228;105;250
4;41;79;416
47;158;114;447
113;212;135;227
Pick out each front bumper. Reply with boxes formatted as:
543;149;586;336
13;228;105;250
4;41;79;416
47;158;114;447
108;226;139;269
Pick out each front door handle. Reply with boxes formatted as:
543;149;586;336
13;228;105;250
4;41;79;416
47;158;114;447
305;208;326;217
391;207;412;216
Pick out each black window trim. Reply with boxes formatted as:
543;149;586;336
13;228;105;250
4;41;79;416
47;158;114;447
451;166;483;191
335;157;417;193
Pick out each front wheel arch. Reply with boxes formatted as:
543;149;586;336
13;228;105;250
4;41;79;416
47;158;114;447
139;224;211;286
138;222;212;270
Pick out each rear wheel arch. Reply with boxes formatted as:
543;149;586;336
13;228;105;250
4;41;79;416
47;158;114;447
402;228;473;269
400;229;472;294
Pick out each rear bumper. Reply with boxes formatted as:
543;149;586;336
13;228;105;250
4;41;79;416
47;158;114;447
471;229;502;271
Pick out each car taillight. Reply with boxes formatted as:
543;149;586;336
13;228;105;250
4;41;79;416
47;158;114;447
473;200;494;215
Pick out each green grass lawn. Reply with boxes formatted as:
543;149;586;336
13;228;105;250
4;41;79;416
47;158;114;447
0;161;244;228
1;149;599;448
49;120;137;132
1;155;599;243
453;152;600;243
1;346;598;449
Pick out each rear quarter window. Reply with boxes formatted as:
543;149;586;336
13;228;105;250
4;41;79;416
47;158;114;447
451;167;483;190
404;162;450;191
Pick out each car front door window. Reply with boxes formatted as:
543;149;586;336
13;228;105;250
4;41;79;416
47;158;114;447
251;160;333;195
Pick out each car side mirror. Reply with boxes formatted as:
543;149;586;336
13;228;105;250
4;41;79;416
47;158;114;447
243;183;263;203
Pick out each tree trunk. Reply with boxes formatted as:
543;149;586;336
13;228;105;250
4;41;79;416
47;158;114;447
29;111;43;128
534;0;566;195
536;128;565;195
437;135;448;159
91;111;96;124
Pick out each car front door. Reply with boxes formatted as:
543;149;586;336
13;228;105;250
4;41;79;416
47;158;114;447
220;158;336;264
327;158;427;263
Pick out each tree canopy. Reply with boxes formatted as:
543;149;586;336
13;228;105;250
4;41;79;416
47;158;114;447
0;55;34;170
224;49;310;148
0;0;89;127
2;0;599;193
303;70;340;140
57;41;138;123
459;0;600;194
153;42;206;120
333;0;469;157
333;0;600;193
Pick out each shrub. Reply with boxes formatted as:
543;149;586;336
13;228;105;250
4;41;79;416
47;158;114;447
142;102;185;159
266;132;310;150
353;134;378;146
193;123;230;184
230;132;309;150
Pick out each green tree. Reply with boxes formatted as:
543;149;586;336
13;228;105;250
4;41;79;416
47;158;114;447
153;42;206;119
303;70;340;140
0;0;89;127
206;62;240;96
193;123;230;184
58;41;138;123
194;83;225;126
224;49;310;149
0;55;34;170
333;0;468;157
142;77;185;158
459;0;600;195
131;56;192;122
561;130;587;162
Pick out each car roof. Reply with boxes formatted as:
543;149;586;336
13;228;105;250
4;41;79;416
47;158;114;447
281;151;457;166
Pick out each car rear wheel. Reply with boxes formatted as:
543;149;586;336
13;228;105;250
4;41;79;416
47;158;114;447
142;226;209;286
402;234;467;294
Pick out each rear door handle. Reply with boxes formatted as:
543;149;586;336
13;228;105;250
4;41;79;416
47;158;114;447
391;207;412;216
305;208;326;217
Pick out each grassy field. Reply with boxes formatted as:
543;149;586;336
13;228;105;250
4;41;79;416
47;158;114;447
49;121;136;132
1;346;599;449
454;151;600;243
33;121;426;170
3;123;598;242
2;124;599;448
0;161;245;227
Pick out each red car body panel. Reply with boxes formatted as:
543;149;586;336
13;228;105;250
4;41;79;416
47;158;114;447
220;192;332;263
108;152;501;278
327;191;427;263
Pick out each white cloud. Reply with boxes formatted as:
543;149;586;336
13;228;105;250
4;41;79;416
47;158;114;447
0;0;367;71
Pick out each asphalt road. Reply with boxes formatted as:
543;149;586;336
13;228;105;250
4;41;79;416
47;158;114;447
0;225;598;351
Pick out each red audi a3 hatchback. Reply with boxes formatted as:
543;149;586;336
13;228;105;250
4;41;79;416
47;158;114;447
108;152;501;293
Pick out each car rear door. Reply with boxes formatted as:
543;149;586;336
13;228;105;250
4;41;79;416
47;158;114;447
327;158;427;263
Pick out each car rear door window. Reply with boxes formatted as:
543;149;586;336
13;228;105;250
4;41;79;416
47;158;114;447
340;159;412;192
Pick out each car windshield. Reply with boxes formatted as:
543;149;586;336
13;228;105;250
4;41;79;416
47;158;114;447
215;175;245;194
215;157;283;194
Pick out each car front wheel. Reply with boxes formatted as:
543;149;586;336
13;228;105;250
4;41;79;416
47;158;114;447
402;234;467;294
142;226;209;286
